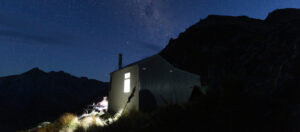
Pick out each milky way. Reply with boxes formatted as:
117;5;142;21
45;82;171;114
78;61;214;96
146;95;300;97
1;0;300;81
120;0;175;44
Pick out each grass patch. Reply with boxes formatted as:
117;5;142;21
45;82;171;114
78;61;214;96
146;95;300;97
24;101;206;132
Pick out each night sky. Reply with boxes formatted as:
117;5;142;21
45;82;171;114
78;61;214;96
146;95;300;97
0;0;299;81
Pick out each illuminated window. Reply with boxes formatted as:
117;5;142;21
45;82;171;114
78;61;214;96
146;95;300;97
124;72;130;93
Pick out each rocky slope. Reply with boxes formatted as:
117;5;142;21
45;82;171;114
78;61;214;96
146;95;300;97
0;68;109;131
160;8;300;131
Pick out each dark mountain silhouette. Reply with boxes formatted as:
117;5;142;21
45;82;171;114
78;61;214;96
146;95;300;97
159;8;300;131
0;67;109;131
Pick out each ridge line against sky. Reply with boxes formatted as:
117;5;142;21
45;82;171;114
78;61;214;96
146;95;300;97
0;0;299;81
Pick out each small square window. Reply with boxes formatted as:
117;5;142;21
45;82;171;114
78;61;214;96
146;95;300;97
125;72;130;79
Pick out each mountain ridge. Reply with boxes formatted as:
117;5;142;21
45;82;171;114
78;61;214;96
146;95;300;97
159;8;300;131
0;67;109;131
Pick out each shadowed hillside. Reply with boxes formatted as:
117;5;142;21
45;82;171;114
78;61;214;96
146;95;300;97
0;68;109;131
159;8;300;131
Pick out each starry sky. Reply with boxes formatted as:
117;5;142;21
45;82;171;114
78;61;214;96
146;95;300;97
0;0;300;81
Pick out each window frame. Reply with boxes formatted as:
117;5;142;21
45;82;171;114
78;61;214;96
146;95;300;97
124;72;131;93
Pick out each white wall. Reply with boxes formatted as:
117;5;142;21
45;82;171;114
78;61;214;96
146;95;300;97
108;65;139;113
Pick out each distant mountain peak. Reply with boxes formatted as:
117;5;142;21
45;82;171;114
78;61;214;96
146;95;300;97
23;67;46;75
0;67;109;131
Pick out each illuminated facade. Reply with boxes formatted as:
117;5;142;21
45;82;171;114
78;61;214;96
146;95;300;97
108;55;201;113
